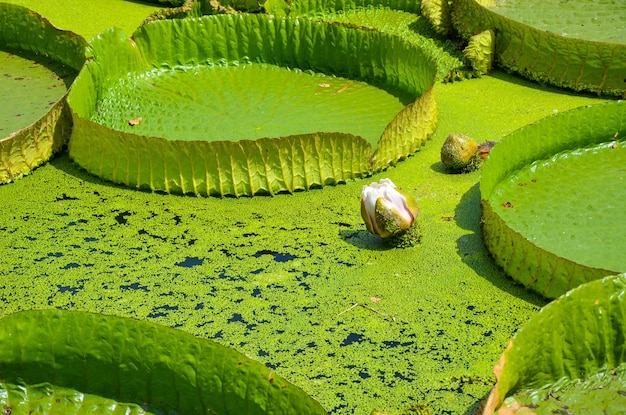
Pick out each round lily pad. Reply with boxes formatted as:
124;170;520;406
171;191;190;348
0;309;327;415
480;100;626;299
482;273;626;415
451;0;626;96
67;13;438;196
0;3;86;184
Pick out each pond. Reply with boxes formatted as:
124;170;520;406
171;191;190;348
0;1;618;414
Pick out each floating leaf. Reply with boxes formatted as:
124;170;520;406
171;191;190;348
0;309;327;415
0;3;86;184
68;14;438;196
452;0;626;96
482;274;626;414
480;100;626;298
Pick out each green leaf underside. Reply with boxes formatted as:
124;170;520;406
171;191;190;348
489;140;626;273
504;363;626;414
490;0;626;44
90;63;409;146
313;7;466;79
0;382;153;415
0;310;327;415
0;51;74;136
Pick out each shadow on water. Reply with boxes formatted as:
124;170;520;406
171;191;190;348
49;151;225;198
339;229;395;251
455;183;546;307
49;151;138;190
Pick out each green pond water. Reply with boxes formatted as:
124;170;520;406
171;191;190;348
491;0;626;44
0;70;604;414
0;0;615;413
490;140;626;273
0;51;74;136
91;64;408;146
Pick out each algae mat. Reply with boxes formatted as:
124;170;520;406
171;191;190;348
0;64;606;413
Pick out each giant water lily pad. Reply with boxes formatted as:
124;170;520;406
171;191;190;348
451;0;626;96
481;273;626;414
480;100;626;298
0;3;86;184
0;309;327;415
68;13;438;196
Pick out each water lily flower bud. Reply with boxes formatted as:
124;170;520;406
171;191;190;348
361;179;420;238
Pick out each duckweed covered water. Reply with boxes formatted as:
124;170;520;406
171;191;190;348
0;67;606;413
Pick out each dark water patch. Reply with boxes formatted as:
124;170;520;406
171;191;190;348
483;330;493;337
57;285;80;295
394;371;414;382
55;194;79;202
311;373;331;380
175;256;204;268
56;213;69;217
120;282;149;292
251;288;262;297
341;332;365;347
26;236;36;241
329;403;348;414
42;252;64;261
62;262;80;269
113;211;132;225
84;237;98;242
299;282;311;291
243;232;259;237
195;302;204;310
258;349;269;357
172;215;182;225
332;221;352;228
228;313;246;323
147;304;178;318
138;229;166;241
265;362;278;370
253;250;297;262
211;330;223;339
337;260;356;267
66;219;88;227
359;370;371;379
